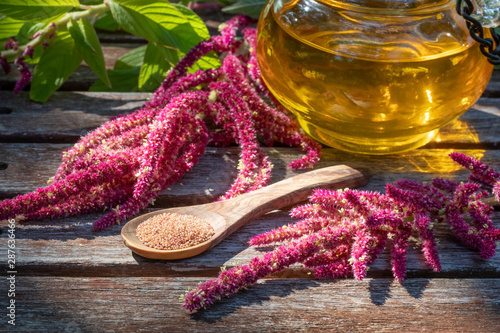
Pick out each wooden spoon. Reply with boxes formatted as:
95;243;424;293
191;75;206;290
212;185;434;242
121;165;367;260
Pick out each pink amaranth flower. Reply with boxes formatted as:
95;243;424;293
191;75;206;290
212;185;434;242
22;45;34;59
4;38;18;51
13;57;32;94
432;178;459;194
31;31;42;40
0;16;321;231
182;153;500;312
413;213;441;272
449;152;500;187
389;222;412;281
493;181;500;203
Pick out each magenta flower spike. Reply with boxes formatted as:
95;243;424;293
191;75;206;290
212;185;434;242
0;16;322;230
1;15;499;312
449;152;500;186
13;57;32;94
494;181;500;202
182;153;500;312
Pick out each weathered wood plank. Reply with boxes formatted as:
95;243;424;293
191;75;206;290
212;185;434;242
0;64;94;92
1;9;497;330
0;92;148;143
3;64;500;93
4;277;500;332
0;143;500;198
1;91;500;146
0;144;499;276
0;206;498;277
1;145;499;199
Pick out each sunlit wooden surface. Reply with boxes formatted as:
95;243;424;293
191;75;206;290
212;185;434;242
1;9;499;332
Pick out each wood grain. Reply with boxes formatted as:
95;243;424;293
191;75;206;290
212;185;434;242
1;91;500;147
0;92;148;143
0;201;498;276
1;144;500;199
121;165;367;260
0;11;499;329
3;277;500;332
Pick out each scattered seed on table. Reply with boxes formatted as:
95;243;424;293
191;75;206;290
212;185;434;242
136;213;215;250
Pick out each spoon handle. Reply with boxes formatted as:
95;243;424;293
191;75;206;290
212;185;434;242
212;165;367;242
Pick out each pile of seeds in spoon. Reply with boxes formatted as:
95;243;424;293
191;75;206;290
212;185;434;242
136;213;214;250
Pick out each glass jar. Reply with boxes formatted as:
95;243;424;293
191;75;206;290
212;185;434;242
256;0;493;154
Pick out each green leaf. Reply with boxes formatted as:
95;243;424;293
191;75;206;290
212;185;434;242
191;51;221;72
210;0;237;6
89;67;140;92
0;16;24;39
109;0;205;52
93;11;119;32
222;0;265;19
0;0;79;22
138;42;172;92
14;22;46;64
114;45;146;70
30;30;83;102
161;47;182;67
16;22;46;44
80;0;103;4
68;18;111;87
89;45;145;92
172;4;210;41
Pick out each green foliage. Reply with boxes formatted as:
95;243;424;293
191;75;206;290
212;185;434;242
93;11;120;32
0;0;79;22
139;42;173;91
80;0;105;4
16;23;46;63
68;18;111;87
0;16;24;40
114;45;147;70
16;22;46;45
0;15;24;48
172;3;210;41
89;45;146;92
109;0;204;52
0;0;265;101
222;0;265;19
30;30;83;102
92;1;219;93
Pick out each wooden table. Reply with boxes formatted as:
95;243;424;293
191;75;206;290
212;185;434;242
1;12;500;333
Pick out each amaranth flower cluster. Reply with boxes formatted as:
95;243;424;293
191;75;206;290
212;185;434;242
1;38;33;94
181;153;500;312
0;16;321;231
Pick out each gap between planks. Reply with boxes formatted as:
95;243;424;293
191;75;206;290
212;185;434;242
3;276;500;332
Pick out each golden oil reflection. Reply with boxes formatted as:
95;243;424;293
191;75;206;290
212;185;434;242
399;119;485;174
399;149;483;174
433;118;481;145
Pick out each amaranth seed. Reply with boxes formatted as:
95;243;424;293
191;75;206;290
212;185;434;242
136;212;214;250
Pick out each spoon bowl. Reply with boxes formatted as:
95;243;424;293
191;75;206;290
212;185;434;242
122;206;227;260
121;165;368;260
